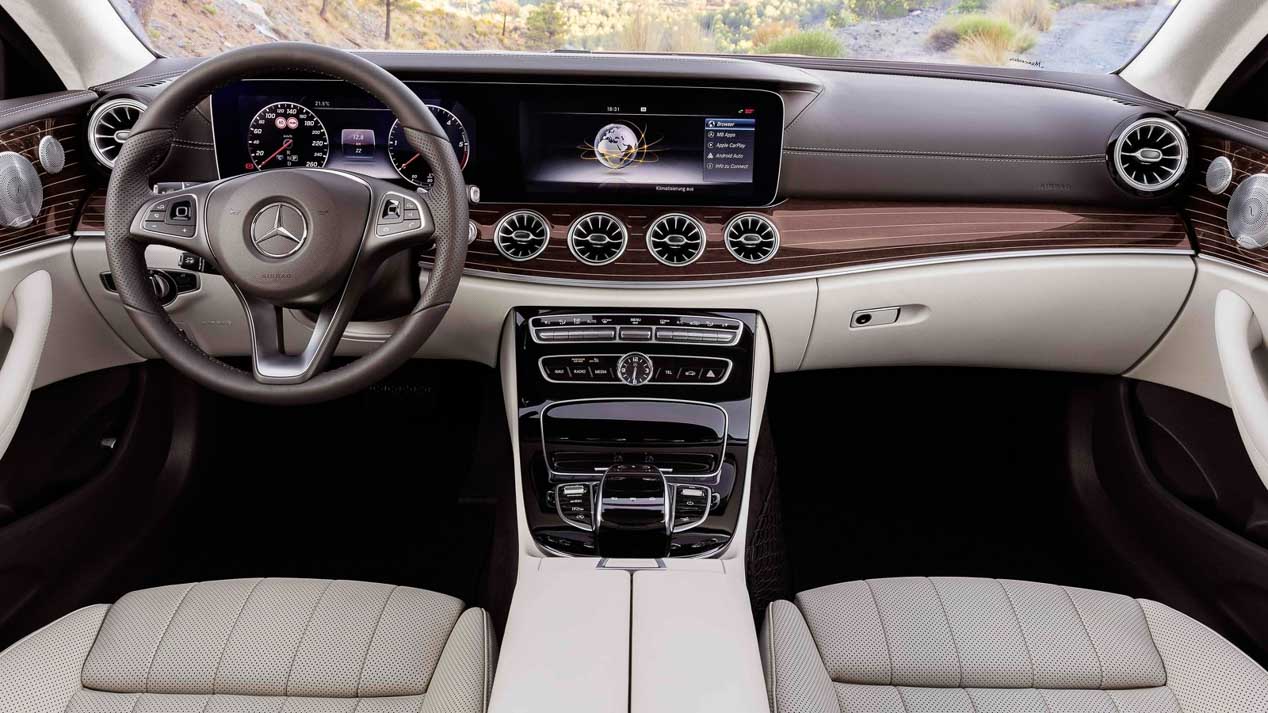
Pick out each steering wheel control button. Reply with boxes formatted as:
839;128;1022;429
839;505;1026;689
250;202;308;258
375;192;426;238
138;193;201;240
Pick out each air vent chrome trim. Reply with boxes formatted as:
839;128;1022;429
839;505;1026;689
567;212;628;265
88;98;147;169
1112;117;1187;193
723;213;780;264
646;213;707;267
493;209;551;261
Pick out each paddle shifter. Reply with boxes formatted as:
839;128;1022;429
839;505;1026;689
596;464;671;557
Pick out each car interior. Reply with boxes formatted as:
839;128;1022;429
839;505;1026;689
0;0;1267;711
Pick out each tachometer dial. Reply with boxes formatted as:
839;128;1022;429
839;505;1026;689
387;106;470;190
246;102;329;170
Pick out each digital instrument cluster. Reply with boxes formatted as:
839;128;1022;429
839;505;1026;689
211;80;782;206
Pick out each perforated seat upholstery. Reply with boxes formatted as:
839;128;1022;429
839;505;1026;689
760;576;1268;713
0;578;498;713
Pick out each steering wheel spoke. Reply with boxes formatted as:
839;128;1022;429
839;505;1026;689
235;250;380;385
127;182;221;264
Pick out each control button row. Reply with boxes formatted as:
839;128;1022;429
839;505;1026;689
540;354;730;385
654;328;734;344
530;314;741;345
140;194;198;239
672;484;713;532
555;482;596;531
375;193;426;237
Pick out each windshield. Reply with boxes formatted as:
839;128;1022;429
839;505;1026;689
120;0;1178;74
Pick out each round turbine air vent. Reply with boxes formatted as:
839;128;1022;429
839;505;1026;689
494;210;551;261
88;98;147;168
646;213;706;266
1112;117;1188;193
568;212;628;265
724;213;780;264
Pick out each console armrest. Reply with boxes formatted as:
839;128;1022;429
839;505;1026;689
631;561;770;713
489;558;631;713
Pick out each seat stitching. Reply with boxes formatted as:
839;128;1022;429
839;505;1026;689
1060;586;1105;690
997;580;1038;688
1134;599;1171;688
127;691;143;713
863;580;896;685
483;609;492;713
1104;689;1127;713
1162;684;1188;713
962;686;981;713
197;691;214;713
353;585;396;697
284;579;337;696
894;685;912;713
926;578;965;687
212;577;266;694
1035;687;1055;713
766;602;779;713
145;582;197;693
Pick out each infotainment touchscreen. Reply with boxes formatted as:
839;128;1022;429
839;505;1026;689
516;87;781;204
210;80;782;206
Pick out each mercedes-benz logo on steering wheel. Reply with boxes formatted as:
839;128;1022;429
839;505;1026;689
250;202;308;258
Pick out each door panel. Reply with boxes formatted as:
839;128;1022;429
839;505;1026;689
0;363;202;648
1075;379;1268;665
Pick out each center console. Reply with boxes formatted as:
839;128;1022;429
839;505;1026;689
512;307;757;558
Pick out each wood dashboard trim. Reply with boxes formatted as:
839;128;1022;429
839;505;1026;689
0;113;94;253
1187;135;1268;275
422;200;1191;283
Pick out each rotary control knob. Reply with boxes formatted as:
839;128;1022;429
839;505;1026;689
617;352;653;386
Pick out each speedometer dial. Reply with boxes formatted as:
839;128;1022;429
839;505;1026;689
387;106;470;190
246;102;329;170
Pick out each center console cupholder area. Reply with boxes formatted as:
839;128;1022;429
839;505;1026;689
514;307;758;558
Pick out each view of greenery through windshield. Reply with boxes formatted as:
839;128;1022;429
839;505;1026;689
123;0;1176;73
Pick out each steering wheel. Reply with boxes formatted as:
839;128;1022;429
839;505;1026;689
104;43;467;405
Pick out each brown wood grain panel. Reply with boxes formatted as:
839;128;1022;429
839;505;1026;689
1185;135;1268;274
0;113;95;252
423;200;1190;282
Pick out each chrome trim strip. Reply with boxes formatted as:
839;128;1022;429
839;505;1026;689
1197;253;1268;278
448;247;1195;289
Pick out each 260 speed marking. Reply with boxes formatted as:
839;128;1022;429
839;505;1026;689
387;106;470;190
247;102;329;170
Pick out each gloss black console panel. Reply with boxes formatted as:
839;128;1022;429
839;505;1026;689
514;307;757;557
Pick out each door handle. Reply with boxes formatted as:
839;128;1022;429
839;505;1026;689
0;270;51;460
1214;289;1268;492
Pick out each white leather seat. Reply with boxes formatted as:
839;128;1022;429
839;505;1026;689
760;576;1268;713
0;578;497;713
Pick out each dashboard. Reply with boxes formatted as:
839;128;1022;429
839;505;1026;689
209;79;784;207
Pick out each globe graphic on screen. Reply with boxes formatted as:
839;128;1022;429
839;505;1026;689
593;123;641;170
